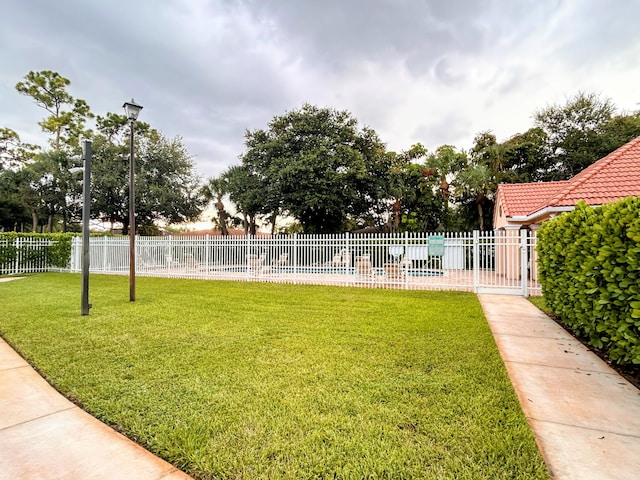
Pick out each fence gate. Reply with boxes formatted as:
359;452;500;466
474;230;539;296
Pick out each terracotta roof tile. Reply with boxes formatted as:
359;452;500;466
499;136;640;219
497;181;567;216
547;136;640;207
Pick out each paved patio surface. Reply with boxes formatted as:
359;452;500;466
478;294;640;480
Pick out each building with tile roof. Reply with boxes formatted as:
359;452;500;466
494;136;640;230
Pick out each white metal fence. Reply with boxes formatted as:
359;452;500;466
0;237;55;275
64;231;541;296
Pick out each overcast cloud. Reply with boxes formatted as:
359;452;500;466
2;0;640;181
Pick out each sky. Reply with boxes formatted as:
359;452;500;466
2;0;640;183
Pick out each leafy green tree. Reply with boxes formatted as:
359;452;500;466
133;132;204;233
383;145;444;233
499;127;550;183
456;163;493;230
91;125;204;234
0;127;38;168
15;70;93;152
534;92;615;179
239;104;388;233
16;150;79;232
423;145;468;230
597;111;640;156
223;164;264;235
0;169;32;231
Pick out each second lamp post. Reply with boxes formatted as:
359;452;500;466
123;98;143;302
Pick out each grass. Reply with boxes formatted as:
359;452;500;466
0;273;548;479
528;296;551;315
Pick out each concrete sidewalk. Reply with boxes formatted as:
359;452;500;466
478;294;640;480
0;338;192;480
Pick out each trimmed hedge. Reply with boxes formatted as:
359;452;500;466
0;232;76;270
537;198;640;365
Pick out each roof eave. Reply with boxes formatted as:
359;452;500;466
507;205;576;224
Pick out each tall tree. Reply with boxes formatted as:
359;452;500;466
423;145;468;230
91;124;204;234
499;127;550;183
534;92;615;179
0;168;32;231
223;164;263;235
456;163;493;230
15;70;93;152
239;104;388;234
0;127;38;168
202;177;230;235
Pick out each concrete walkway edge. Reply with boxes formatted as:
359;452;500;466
0;337;193;480
478;294;640;480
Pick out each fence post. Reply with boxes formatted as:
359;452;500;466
473;230;479;293
345;232;350;286
293;233;298;285
13;237;20;275
404;231;409;290
521;229;529;297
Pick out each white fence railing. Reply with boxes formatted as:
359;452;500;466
0;237;55;275
65;231;540;296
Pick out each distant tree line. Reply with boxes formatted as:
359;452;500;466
3;70;639;235
204;94;640;234
1;70;204;234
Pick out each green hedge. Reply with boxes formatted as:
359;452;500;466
0;232;76;270
537;198;640;365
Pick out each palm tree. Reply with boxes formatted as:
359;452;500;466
202;176;229;235
456;163;493;230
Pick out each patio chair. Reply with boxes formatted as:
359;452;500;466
185;253;198;271
272;253;288;272
329;249;351;268
383;262;406;280
354;255;376;280
247;253;266;276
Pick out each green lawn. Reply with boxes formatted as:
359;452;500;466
0;273;548;479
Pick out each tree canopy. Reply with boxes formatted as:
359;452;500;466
1;70;204;233
4;69;640;234
232;104;390;234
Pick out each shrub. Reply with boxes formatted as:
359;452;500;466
537;198;640;364
0;232;76;270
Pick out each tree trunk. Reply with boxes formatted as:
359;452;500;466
47;214;54;233
476;192;485;231
215;200;228;236
31;211;38;232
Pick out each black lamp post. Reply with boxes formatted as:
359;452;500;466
123;98;143;302
80;139;92;315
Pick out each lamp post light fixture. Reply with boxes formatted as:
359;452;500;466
123;98;143;302
80;139;92;315
70;140;93;315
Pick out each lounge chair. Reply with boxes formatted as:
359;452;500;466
383;262;406;280
272;253;288;272
329;249;351;268
247;253;266;276
354;255;376;279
